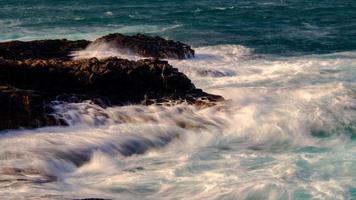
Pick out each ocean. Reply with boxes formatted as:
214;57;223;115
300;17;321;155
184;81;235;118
0;0;355;199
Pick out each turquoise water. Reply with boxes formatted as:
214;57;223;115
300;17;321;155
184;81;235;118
1;0;356;55
0;1;356;200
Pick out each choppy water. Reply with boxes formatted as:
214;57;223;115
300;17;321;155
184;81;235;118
1;0;356;55
1;1;356;200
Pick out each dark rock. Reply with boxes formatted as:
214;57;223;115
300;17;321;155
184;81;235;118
0;85;61;130
0;33;194;60
0;34;223;131
0;57;220;103
0;57;222;130
92;33;195;59
0;39;90;60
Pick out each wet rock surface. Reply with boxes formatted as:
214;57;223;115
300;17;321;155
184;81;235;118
92;33;195;59
0;57;221;103
0;39;90;60
0;33;222;130
0;86;59;130
0;33;194;60
0;57;222;130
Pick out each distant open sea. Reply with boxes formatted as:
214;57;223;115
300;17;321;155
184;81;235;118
0;1;355;199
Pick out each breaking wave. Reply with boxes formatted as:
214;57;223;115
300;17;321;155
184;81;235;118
0;45;355;199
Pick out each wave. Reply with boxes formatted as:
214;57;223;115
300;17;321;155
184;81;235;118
192;6;235;13
1;45;355;199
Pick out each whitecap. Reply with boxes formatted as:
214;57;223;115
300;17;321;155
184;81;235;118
105;11;114;16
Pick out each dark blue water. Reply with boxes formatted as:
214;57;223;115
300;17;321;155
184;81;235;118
1;0;356;55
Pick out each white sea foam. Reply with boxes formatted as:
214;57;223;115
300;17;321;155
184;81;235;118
105;11;114;16
0;45;355;199
71;42;142;60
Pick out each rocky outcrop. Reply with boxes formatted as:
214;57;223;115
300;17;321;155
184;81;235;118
0;33;194;60
0;33;222;130
0;39;90;60
0;57;222;130
92;33;195;59
0;57;220;103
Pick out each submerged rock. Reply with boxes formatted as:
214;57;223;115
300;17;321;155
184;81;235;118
0;57;222;130
196;69;227;77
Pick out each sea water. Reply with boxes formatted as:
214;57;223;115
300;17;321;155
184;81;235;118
0;1;355;199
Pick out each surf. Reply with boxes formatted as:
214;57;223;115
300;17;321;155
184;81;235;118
1;44;355;199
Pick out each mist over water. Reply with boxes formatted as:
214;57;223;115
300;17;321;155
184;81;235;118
1;0;356;199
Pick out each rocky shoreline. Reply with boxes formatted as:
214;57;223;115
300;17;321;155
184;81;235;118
0;33;222;131
0;33;194;60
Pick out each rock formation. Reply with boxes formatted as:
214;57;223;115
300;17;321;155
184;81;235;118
0;39;90;60
0;33;195;60
92;33;195;59
0;33;222;130
0;57;222;130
